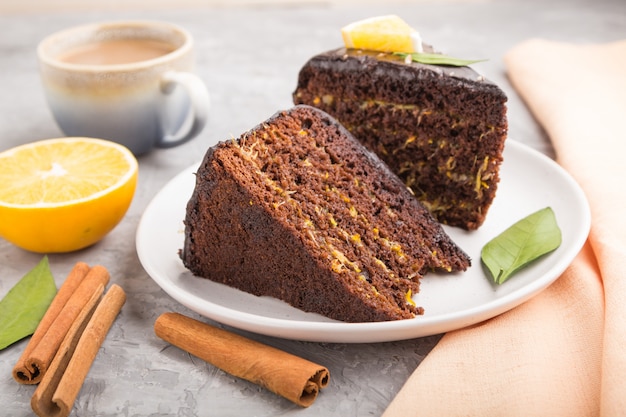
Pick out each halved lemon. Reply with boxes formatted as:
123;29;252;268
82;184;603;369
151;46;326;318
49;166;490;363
0;137;138;253
341;15;422;53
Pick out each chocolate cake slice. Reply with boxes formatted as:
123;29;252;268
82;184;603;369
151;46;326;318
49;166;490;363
293;48;508;230
181;105;470;323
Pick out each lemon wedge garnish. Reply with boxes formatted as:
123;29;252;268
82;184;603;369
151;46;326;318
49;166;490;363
341;15;423;53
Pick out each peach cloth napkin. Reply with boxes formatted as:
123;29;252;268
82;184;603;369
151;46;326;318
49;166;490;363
383;39;626;417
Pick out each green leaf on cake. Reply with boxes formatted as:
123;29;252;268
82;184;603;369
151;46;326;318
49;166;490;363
0;256;57;350
394;52;486;67
481;207;562;285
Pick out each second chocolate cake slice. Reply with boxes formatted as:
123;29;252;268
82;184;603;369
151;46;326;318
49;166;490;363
181;105;470;323
293;48;508;230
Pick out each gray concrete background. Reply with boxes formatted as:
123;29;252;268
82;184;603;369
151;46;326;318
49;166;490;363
1;0;624;415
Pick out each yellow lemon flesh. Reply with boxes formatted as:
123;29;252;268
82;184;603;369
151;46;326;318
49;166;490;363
341;15;421;53
0;137;138;253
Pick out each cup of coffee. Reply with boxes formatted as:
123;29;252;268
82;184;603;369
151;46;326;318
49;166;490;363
38;20;210;155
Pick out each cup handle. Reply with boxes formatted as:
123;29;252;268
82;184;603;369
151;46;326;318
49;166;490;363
157;70;210;148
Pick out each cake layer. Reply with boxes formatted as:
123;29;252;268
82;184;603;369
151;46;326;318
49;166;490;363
181;105;470;322
293;48;508;229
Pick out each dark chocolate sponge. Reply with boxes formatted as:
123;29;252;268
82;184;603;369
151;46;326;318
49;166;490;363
293;48;508;230
181;105;470;323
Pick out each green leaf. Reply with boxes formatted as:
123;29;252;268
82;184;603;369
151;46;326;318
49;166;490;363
394;52;487;67
0;256;57;350
481;207;562;285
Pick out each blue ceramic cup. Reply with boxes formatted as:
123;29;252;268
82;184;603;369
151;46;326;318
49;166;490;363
38;20;210;155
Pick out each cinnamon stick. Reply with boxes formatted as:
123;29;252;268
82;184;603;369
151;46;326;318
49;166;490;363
12;262;90;383
13;264;109;384
154;312;330;407
30;283;103;417
31;284;126;417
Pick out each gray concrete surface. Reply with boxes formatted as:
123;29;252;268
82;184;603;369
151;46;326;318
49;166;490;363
1;0;624;415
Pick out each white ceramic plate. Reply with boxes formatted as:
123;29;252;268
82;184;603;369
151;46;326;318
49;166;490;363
136;140;590;343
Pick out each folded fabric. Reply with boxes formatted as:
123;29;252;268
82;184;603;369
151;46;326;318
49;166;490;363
383;39;626;417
